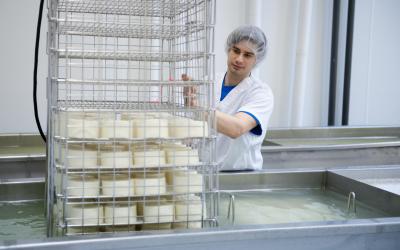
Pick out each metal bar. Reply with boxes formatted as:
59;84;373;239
342;0;355;125
328;0;341;126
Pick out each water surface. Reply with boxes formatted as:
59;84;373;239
0;201;46;240
219;189;389;225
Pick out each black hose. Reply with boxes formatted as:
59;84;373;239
34;0;46;143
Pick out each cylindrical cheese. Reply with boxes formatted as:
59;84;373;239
169;118;208;138
175;196;202;221
62;145;98;169
60;117;100;139
134;118;169;138
66;175;100;197
133;149;166;168
101;119;131;139
164;145;199;165
134;173;166;196
57;111;100;139
167;170;203;194
101;174;134;197
66;204;104;226
100;145;131;169
141;202;174;223
104;203;137;224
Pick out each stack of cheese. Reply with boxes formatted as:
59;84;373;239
57;111;209;139
59;111;208;231
66;202;138;226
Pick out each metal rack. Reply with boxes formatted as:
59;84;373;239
46;0;216;236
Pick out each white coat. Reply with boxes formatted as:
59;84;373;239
214;73;274;170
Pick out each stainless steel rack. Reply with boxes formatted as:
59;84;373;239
47;0;216;237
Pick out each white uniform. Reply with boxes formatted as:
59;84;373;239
214;73;274;170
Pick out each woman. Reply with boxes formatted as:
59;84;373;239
184;25;274;171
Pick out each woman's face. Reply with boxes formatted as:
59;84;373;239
226;40;257;80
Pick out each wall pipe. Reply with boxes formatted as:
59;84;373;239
328;0;341;126
292;0;313;126
245;0;262;78
342;0;355;125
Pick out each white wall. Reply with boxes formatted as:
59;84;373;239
214;0;247;74
0;0;47;133
350;0;400;126
1;0;399;134
260;0;332;128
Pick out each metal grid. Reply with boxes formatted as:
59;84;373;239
47;0;216;236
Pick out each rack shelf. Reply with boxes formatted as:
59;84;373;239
56;78;212;87
55;163;216;174
56;19;207;39
54;49;208;62
57;0;202;18
53;101;211;111
57;190;204;201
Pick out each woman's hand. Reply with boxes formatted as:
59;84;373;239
182;74;198;107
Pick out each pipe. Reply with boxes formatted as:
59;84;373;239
292;0;313;126
245;0;262;78
328;0;341;126
342;0;356;125
245;0;262;25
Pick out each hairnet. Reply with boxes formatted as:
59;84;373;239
225;25;268;64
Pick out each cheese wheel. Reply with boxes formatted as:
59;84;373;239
141;202;174;223
169;117;208;138
66;204;104;226
134;119;169;138
102;174;134;197
100;145;131;169
101;119;131;139
63;146;98;169
104;203;137;224
175;196;202;221
60;118;100;139
134;173;166;195
167;170;203;193
164;145;199;165
66;175;100;197
133;149;166;168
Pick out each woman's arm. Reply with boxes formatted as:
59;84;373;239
182;74;257;139
215;111;257;139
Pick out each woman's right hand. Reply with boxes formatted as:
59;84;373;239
182;74;198;107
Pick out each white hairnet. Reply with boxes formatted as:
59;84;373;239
225;25;268;64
